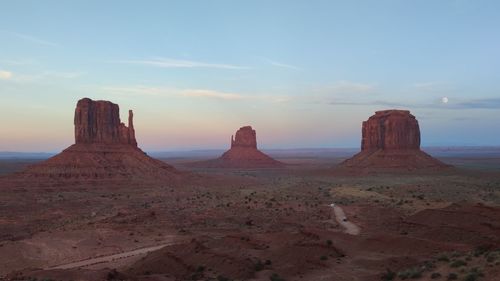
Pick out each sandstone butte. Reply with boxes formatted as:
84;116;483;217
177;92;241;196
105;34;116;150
10;98;180;182
341;110;450;171
193;126;283;168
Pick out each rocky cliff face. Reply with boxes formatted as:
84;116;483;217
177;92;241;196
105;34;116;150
361;110;420;151
341;110;449;171
11;98;179;182
191;126;283;168
74;98;137;146
231;126;257;149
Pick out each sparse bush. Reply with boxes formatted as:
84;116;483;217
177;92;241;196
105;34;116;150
217;275;230;281
381;269;396;281
487;254;497;262
398;267;422;279
270;273;285;281
450;260;467;268
431;272;441;279
464;273;479;281
447;273;458;280
320;255;328;261
437;254;450;262
326;239;333;246
196;265;205;272
473;245;490;257
254;260;265;271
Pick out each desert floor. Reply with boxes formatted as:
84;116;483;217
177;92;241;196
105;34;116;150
1;151;499;281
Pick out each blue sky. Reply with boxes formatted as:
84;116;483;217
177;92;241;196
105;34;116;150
0;0;499;151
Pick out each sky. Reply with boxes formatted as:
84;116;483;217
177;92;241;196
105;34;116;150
0;0;499;152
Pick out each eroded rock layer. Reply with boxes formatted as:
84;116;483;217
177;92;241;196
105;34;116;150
9;98;179;182
192;126;283;168
342;110;449;171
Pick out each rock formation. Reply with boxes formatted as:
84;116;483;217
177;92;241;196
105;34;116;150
341;110;449;171
11;98;179;182
192;126;283;168
74;98;137;146
231;126;257;149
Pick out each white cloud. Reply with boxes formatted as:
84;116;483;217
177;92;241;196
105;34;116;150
0;59;35;65
324;80;375;95
112;58;249;70
101;85;288;103
0;70;13;80
181;89;244;100
102;86;243;100
412;81;451;92
262;58;301;70
1;31;60;47
9;71;83;82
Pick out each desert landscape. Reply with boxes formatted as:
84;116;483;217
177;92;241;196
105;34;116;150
1;2;499;281
0;98;499;281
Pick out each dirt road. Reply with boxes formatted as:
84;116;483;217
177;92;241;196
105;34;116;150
48;243;171;269
331;203;361;235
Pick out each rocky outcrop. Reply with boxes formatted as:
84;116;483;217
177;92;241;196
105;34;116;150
231;126;257;149
74;98;137;146
361;110;420;151
341;110;449;171
191;126;283;168
10;98;179;183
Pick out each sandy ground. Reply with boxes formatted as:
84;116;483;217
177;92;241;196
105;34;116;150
331;204;360;235
0;154;499;280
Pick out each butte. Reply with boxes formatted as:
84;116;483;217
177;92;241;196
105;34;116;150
6;98;180;183
192;126;283;168
340;110;450;172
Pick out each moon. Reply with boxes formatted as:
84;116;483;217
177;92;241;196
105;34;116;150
441;97;449;104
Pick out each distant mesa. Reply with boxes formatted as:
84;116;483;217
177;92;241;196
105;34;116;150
74;98;137;146
341;110;450;171
9;98;180;182
192;126;283;168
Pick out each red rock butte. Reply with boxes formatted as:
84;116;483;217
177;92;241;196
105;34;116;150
11;98;179;182
341;110;449;171
193;126;283;168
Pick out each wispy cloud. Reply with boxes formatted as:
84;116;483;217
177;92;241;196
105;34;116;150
453;98;500;109
0;59;36;65
0;30;60;47
112;58;249;70
261;58;301;70
181;89;244;100
100;85;288;103
329;97;500;110
413;81;452;92
101;86;243;100
0;70;13;80
312;81;376;97
3;71;83;83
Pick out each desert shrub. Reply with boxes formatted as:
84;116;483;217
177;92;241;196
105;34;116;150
196;265;205;272
254;260;265;271
398;267;422;279
381;269;396;281
437;254;450;262
465;268;484;281
473;245;490;257
320;255;328;261
487;254;496;262
464;272;480;281
450;260;467;268
270;273;285;281
265;259;272;265
217;275;231;281
447;273;458;280
326;239;333;246
431;272;441;279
